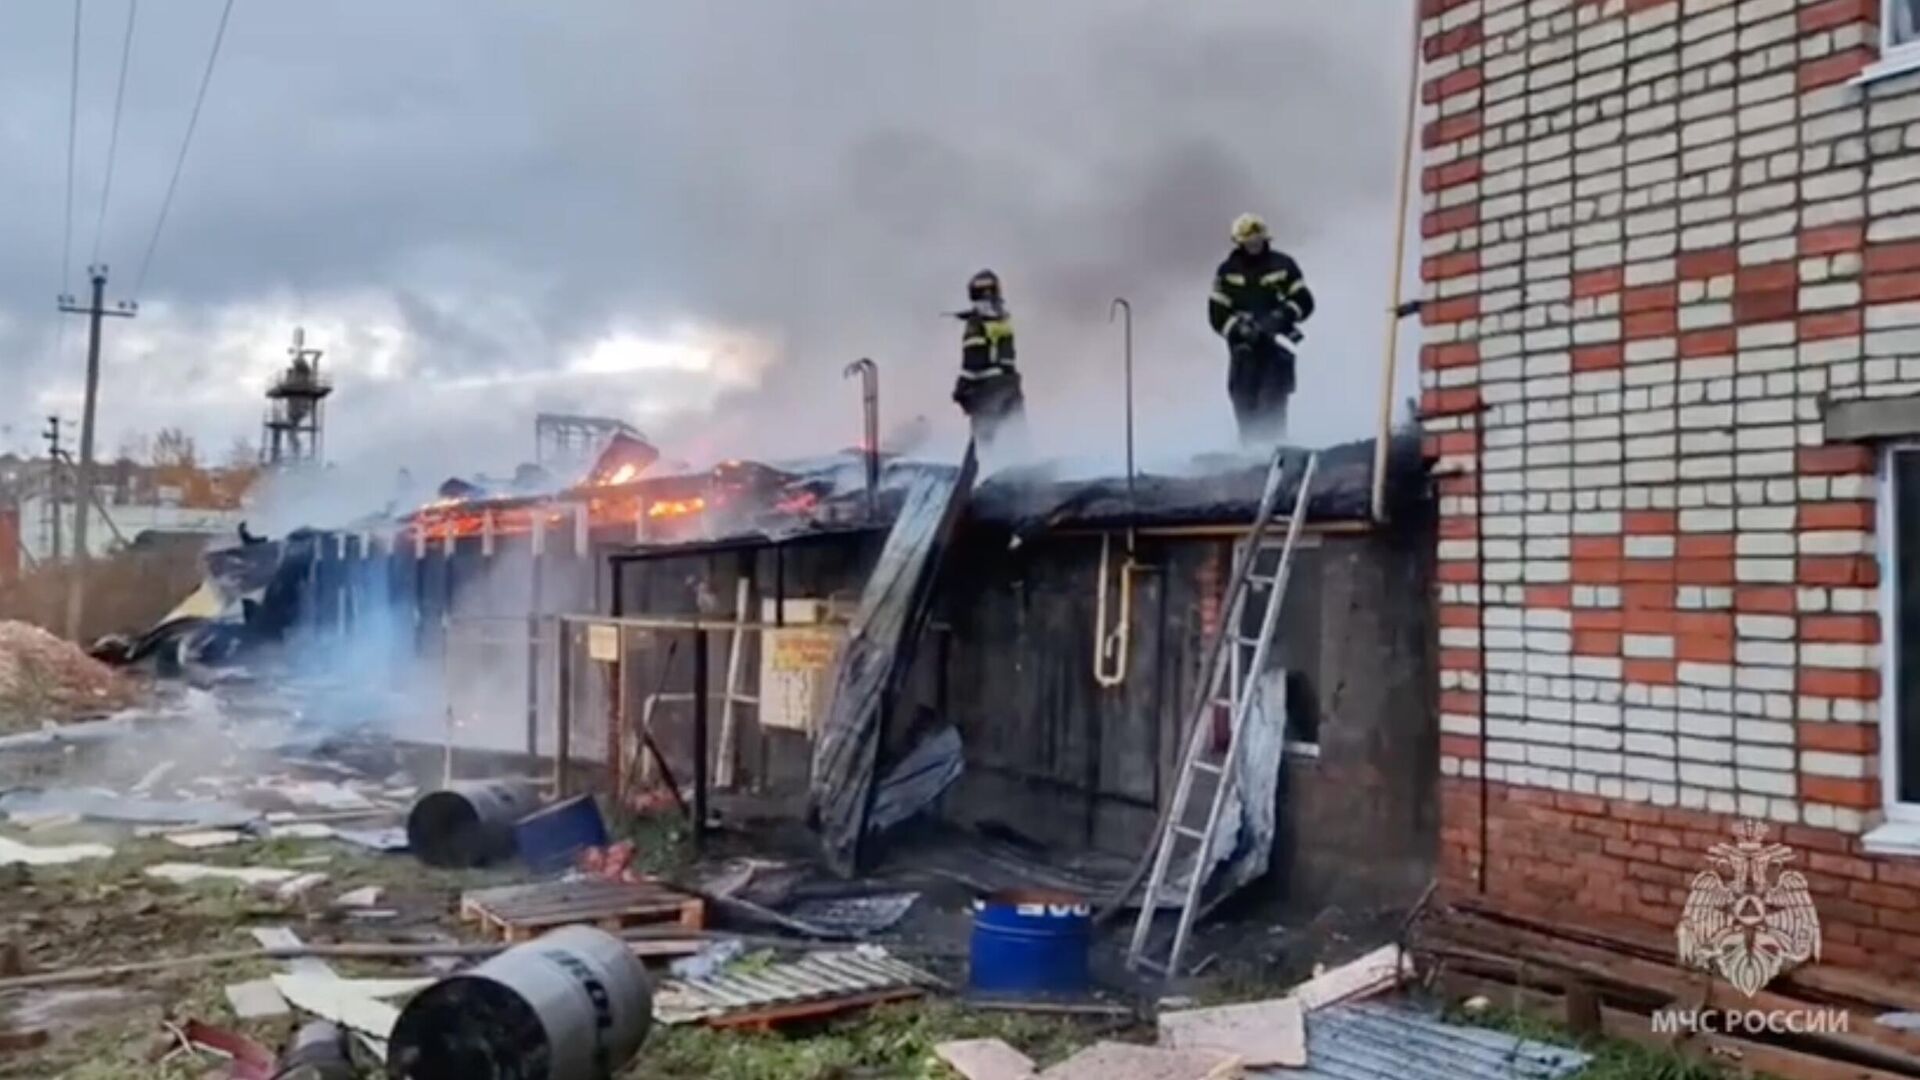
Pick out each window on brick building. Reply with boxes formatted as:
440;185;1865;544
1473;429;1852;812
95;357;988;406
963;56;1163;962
1884;447;1920;818
1891;0;1920;51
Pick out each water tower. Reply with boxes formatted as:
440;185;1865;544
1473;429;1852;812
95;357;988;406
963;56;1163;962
264;328;333;465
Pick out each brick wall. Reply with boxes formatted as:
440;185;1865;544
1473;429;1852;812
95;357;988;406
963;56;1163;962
1417;0;1920;978
1440;778;1920;980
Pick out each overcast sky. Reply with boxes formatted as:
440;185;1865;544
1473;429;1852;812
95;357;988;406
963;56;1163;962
0;1;1416;492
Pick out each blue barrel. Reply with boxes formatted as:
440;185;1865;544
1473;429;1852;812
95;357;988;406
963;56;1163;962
969;889;1092;995
513;794;610;873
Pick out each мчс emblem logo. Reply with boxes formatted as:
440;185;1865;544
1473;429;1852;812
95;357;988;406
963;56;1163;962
1675;819;1821;997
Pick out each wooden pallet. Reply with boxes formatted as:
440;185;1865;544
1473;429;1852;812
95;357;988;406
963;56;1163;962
702;988;926;1032
460;878;704;943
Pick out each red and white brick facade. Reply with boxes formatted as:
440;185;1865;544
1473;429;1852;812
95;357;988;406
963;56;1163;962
1417;0;1920;981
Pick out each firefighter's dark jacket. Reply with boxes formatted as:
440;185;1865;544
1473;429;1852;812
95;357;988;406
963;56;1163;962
960;305;1016;379
1208;246;1315;340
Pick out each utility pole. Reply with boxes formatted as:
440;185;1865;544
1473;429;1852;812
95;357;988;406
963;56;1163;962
42;416;63;562
56;265;137;640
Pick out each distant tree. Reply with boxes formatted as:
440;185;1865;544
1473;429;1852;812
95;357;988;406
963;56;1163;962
116;431;151;464
225;436;259;468
151;427;198;468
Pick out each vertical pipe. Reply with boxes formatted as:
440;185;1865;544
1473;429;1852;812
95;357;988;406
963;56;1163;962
1109;299;1137;552
844;359;880;520
527;538;546;760
1371;0;1424;525
556;619;573;798
692;628;709;852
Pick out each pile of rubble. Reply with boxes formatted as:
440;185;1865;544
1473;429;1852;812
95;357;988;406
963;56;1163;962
0;620;138;731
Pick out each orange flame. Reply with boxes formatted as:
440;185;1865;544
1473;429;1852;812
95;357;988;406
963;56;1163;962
647;497;706;519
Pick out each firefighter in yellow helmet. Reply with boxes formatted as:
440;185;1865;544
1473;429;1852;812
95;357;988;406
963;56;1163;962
1209;213;1315;448
951;269;1026;450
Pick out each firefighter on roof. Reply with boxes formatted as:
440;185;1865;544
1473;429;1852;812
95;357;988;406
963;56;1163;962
951;269;1026;450
1209;213;1315;448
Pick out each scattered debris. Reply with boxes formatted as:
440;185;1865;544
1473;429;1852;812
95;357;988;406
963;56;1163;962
275;1021;356;1080
332;826;407;852
1289;1002;1591;1080
1289;944;1407;1012
129;760;176;796
786;891;919;937
935;1038;1039;1080
147;862;300;887
252;928;335;980
0;835;114;866
1885;1012;1920;1033
1419;902;1920;1079
274;872;331;902
866;725;964;835
1036;1041;1239;1080
224;979;291;1020
271;973;401;1043
653;947;941;1027
0;1027;50;1053
1157;997;1305;1068
0;788;257;829
667;938;746;981
178;1018;276;1080
165;829;247;850
269;822;338;840
0;620;139;729
461;878;704;943
334;885;384;908
268;780;375;812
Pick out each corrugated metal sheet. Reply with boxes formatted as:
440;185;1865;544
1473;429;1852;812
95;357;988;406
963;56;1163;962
1251;1002;1591;1080
653;948;944;1025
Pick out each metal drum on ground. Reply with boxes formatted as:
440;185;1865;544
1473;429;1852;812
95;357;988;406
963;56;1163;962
387;925;652;1080
968;889;1092;996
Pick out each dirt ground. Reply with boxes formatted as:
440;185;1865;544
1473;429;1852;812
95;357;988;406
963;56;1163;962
0;679;1692;1079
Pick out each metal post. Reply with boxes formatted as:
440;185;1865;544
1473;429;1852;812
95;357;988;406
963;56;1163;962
692;628;709;851
56;266;135;639
1109;298;1138;548
556;620;573;798
844;359;880;520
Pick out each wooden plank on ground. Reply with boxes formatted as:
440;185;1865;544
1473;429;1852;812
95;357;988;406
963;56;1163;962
1157;998;1305;1068
933;1038;1038;1080
1037;1042;1241;1080
1287;944;1406;1012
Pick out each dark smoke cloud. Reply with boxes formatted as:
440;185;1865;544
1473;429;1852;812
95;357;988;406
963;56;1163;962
0;0;1415;481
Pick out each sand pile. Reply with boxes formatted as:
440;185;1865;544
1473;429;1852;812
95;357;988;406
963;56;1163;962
0;621;139;730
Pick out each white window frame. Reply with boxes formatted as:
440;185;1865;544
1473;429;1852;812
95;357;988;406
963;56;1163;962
1890;0;1920;55
1877;446;1920;826
1859;0;1920;84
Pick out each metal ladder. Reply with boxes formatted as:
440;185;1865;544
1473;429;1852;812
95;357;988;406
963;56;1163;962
1126;448;1318;978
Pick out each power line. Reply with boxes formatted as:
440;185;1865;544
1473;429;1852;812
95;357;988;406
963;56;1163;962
61;0;83;291
90;0;139;267
132;0;235;299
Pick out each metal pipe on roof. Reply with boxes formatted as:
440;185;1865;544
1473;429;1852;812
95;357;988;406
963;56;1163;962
844;358;880;521
1371;0;1424;526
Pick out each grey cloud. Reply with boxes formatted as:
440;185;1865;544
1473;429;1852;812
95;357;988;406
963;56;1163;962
0;0;1415;474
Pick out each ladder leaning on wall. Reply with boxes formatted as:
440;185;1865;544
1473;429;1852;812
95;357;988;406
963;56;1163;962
1125;446;1318;979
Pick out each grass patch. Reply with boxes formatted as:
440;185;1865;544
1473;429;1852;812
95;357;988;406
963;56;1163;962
629;999;1124;1080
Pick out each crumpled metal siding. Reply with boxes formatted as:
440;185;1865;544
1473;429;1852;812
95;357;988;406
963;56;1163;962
653;949;944;1025
1251;1002;1591;1080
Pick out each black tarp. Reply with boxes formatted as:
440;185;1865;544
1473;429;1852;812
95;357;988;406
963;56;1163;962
809;443;978;875
968;434;1424;536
